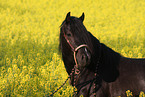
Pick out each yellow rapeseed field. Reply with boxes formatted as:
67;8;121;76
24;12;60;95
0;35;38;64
0;0;145;96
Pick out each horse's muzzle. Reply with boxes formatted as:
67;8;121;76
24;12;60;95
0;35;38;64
75;46;91;70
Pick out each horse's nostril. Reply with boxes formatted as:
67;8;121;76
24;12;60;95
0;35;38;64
82;55;85;60
82;54;88;61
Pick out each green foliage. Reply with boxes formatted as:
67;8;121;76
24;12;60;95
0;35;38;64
0;0;145;96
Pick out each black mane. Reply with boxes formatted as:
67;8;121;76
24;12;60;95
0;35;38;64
85;31;121;82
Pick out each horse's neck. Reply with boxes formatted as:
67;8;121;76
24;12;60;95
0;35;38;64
97;43;121;82
100;43;121;66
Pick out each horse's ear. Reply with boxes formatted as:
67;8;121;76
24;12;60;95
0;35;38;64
65;12;71;23
79;12;85;22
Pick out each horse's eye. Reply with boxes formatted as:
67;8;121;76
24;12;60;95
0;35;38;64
67;33;71;37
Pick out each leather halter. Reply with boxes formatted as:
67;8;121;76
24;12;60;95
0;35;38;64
49;22;101;97
62;24;101;97
62;26;89;71
62;26;91;96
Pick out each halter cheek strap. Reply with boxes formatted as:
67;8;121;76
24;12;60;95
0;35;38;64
63;29;75;51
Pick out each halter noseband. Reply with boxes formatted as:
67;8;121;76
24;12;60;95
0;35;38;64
74;44;89;71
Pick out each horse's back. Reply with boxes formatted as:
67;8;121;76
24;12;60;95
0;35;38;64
110;57;145;96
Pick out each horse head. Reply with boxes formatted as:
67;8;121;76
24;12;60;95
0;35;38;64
60;12;92;71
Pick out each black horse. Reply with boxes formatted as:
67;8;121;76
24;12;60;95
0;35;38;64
59;12;145;97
